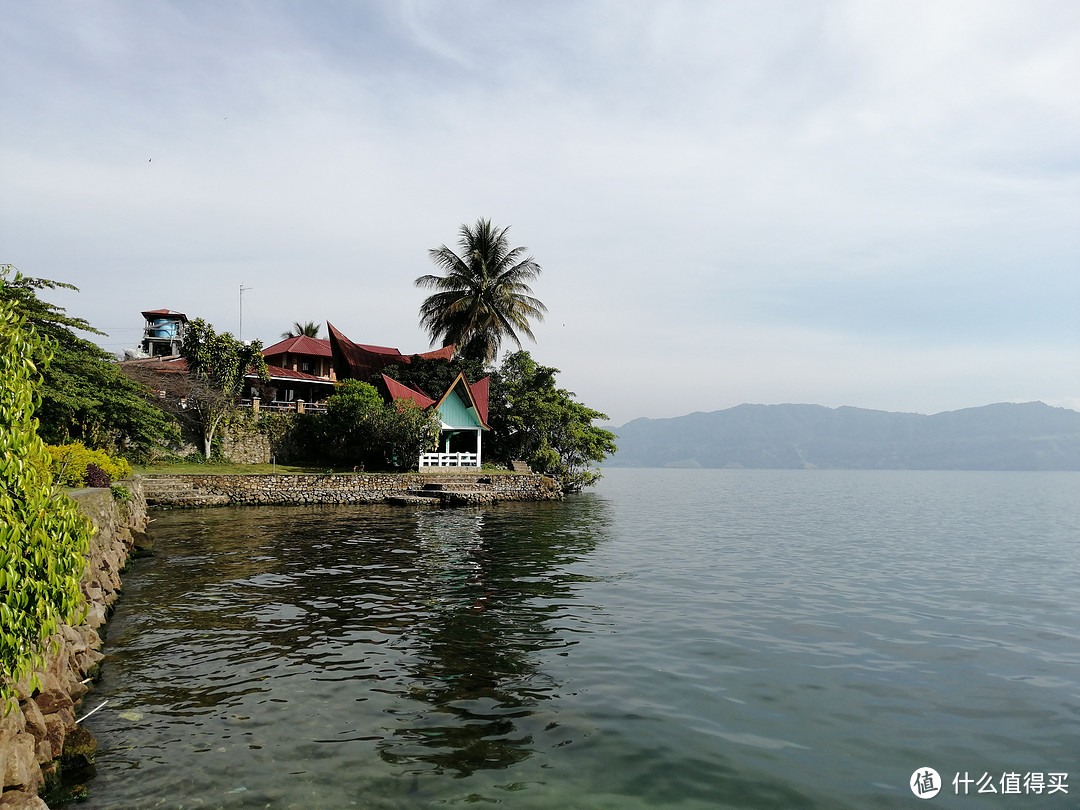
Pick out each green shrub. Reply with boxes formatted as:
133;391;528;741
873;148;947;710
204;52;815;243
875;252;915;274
46;442;132;488
1;289;92;706
111;483;132;503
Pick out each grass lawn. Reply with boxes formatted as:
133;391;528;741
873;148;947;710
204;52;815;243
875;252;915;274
135;462;367;475
133;462;512;476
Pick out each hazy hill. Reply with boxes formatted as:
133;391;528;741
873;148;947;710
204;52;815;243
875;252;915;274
606;402;1080;470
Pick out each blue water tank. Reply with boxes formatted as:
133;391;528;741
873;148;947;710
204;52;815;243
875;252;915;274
152;319;177;339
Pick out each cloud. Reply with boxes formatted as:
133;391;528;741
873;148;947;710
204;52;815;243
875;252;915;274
2;0;1077;424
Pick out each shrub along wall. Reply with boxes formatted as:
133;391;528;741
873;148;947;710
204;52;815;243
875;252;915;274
0;479;148;808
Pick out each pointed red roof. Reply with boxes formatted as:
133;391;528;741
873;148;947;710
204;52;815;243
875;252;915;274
432;372;491;430
327;323;455;380
381;372;491;428
262;335;332;357
412;345;456;363
381;374;436;408
356;343;401;356
469;377;490;425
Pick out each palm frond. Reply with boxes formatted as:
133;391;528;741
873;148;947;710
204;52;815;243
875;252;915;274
415;219;547;362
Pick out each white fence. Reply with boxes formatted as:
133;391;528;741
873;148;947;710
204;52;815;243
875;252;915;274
419;452;480;468
239;399;328;415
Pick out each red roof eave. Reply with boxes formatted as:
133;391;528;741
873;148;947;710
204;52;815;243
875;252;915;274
262;335;333;358
382;374;436;409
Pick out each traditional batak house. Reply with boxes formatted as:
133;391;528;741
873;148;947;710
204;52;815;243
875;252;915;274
326;323;454;380
327;323;491;468
382;372;491;468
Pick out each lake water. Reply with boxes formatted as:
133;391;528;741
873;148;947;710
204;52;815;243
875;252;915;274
68;469;1080;809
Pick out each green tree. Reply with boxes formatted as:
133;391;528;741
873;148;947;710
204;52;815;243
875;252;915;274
380;398;442;471
0;266;179;462
489;351;617;492
179;318;268;458
0;293;92;706
281;321;321;339
318;379;387;465
297;380;441;470
416;218;547;364
381;354;488;400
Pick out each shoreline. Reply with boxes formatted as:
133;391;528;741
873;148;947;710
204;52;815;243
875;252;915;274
0;480;149;809
0;472;561;807
141;471;563;508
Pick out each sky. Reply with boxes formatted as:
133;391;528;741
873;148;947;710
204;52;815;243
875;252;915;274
2;0;1078;427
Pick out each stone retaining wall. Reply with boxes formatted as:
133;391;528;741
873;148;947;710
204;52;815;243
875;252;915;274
220;432;272;465
0;480;148;809
142;472;561;508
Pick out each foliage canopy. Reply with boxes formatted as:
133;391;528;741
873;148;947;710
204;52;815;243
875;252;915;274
281;321;321;339
0;265;179;462
291;379;441;470
488;351;617;491
0;293;92;705
179;318;269;458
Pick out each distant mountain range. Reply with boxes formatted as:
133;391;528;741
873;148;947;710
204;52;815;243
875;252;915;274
606;402;1080;470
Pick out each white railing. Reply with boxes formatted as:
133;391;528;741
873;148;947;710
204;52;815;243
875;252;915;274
419;452;480;468
238;399;328;415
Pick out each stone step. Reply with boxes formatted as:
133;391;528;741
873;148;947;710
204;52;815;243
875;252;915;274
388;494;442;507
142;477;230;507
416;479;494;491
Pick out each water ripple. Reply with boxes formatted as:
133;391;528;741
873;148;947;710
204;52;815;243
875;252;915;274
72;473;1080;809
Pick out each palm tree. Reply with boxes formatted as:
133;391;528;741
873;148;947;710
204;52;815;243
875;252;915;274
416;219;547;364
281;321;321;340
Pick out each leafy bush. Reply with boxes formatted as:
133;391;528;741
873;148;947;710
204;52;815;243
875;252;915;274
85;463;110;488
46;442;132;488
1;287;91;706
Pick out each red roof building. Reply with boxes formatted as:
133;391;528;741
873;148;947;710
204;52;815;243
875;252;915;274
382;371;491;468
327;322;455;382
262;335;335;382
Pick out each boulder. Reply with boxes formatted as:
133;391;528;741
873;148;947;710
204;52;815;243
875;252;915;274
0;790;49;809
18;701;46;742
60;726;97;769
2;732;41;793
32;684;73;717
41;714;68;760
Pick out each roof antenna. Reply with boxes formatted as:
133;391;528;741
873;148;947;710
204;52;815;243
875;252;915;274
239;283;252;342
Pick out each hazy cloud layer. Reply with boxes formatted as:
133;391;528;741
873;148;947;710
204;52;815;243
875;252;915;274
3;0;1078;424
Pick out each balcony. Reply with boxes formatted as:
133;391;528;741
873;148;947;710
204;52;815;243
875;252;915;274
239;398;328;415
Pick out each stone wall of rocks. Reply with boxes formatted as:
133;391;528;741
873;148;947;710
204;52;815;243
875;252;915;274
0;479;148;809
220;431;271;465
142;472;561;508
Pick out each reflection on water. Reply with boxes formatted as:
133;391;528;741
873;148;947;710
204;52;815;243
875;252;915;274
74;497;612;808
384;508;578;775
68;471;1080;809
